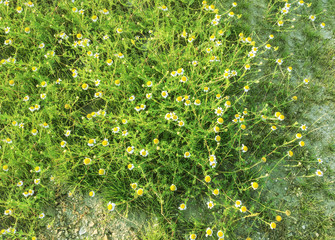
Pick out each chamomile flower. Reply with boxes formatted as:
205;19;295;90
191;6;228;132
177;68;184;75
17;181;23;187
140;149;148;157
112;127;120;133
127;164;134;170
102;9;109;14
320;22;326;28
315;169;323;177
317;158;323;164
241;144;248;152
278;114;285;121
116;28;123;34
98;169;105;175
188;36;195;43
216;40;222;46
244;86;250;92
184;99;191;106
122;130;128;136
287;66;293;72
102;138;109;146
245;64;251;70
278;20;284;26
276;59;283;65
205;228;213;237
270;222;276;230
296;133;302;139
117;52;124;58
107;202;116;211
211;20;219;26
207;201;214;209
194;99;201;105
137;188;144;196
169;184;177;191
165;113;172;120
35;166;41;173
65;130;71;137
56;78;62;84
89;191;95;197
159;5;168;11
91;15;98;22
212;189;219;196
16;6;23;13
60;140;67;148
4;39;12;45
192;60;198;66
180;76;188;83
281;8;289;14
251;182;259;190
40;93;47;100
235;200;242;208
178;120;185;127
34;179;40;185
4;209;12;215
146;93;152;99
299;141;305;147
162;91;169;98
184;152;191;158
105;58;114;66
303;78;309;84
190;234;197;240
25;27;31;33
130;183;138;190
83;157;92;165
217;230;224;239
240;206;247;213
300;124;307;131
248;52;255;58
271;125;277;131
115;79;121;86
215;107;223;116
288;151;294;157
39;213;45;219
309;15;316;21
94;53;99;58
87;139;96;146
228;11;234;17
146;81;153;87
181;31;187;38
94;79;101;86
178;203;187;210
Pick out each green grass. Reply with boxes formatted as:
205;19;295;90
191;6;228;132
0;0;334;239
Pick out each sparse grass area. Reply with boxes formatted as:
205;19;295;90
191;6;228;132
0;0;334;239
